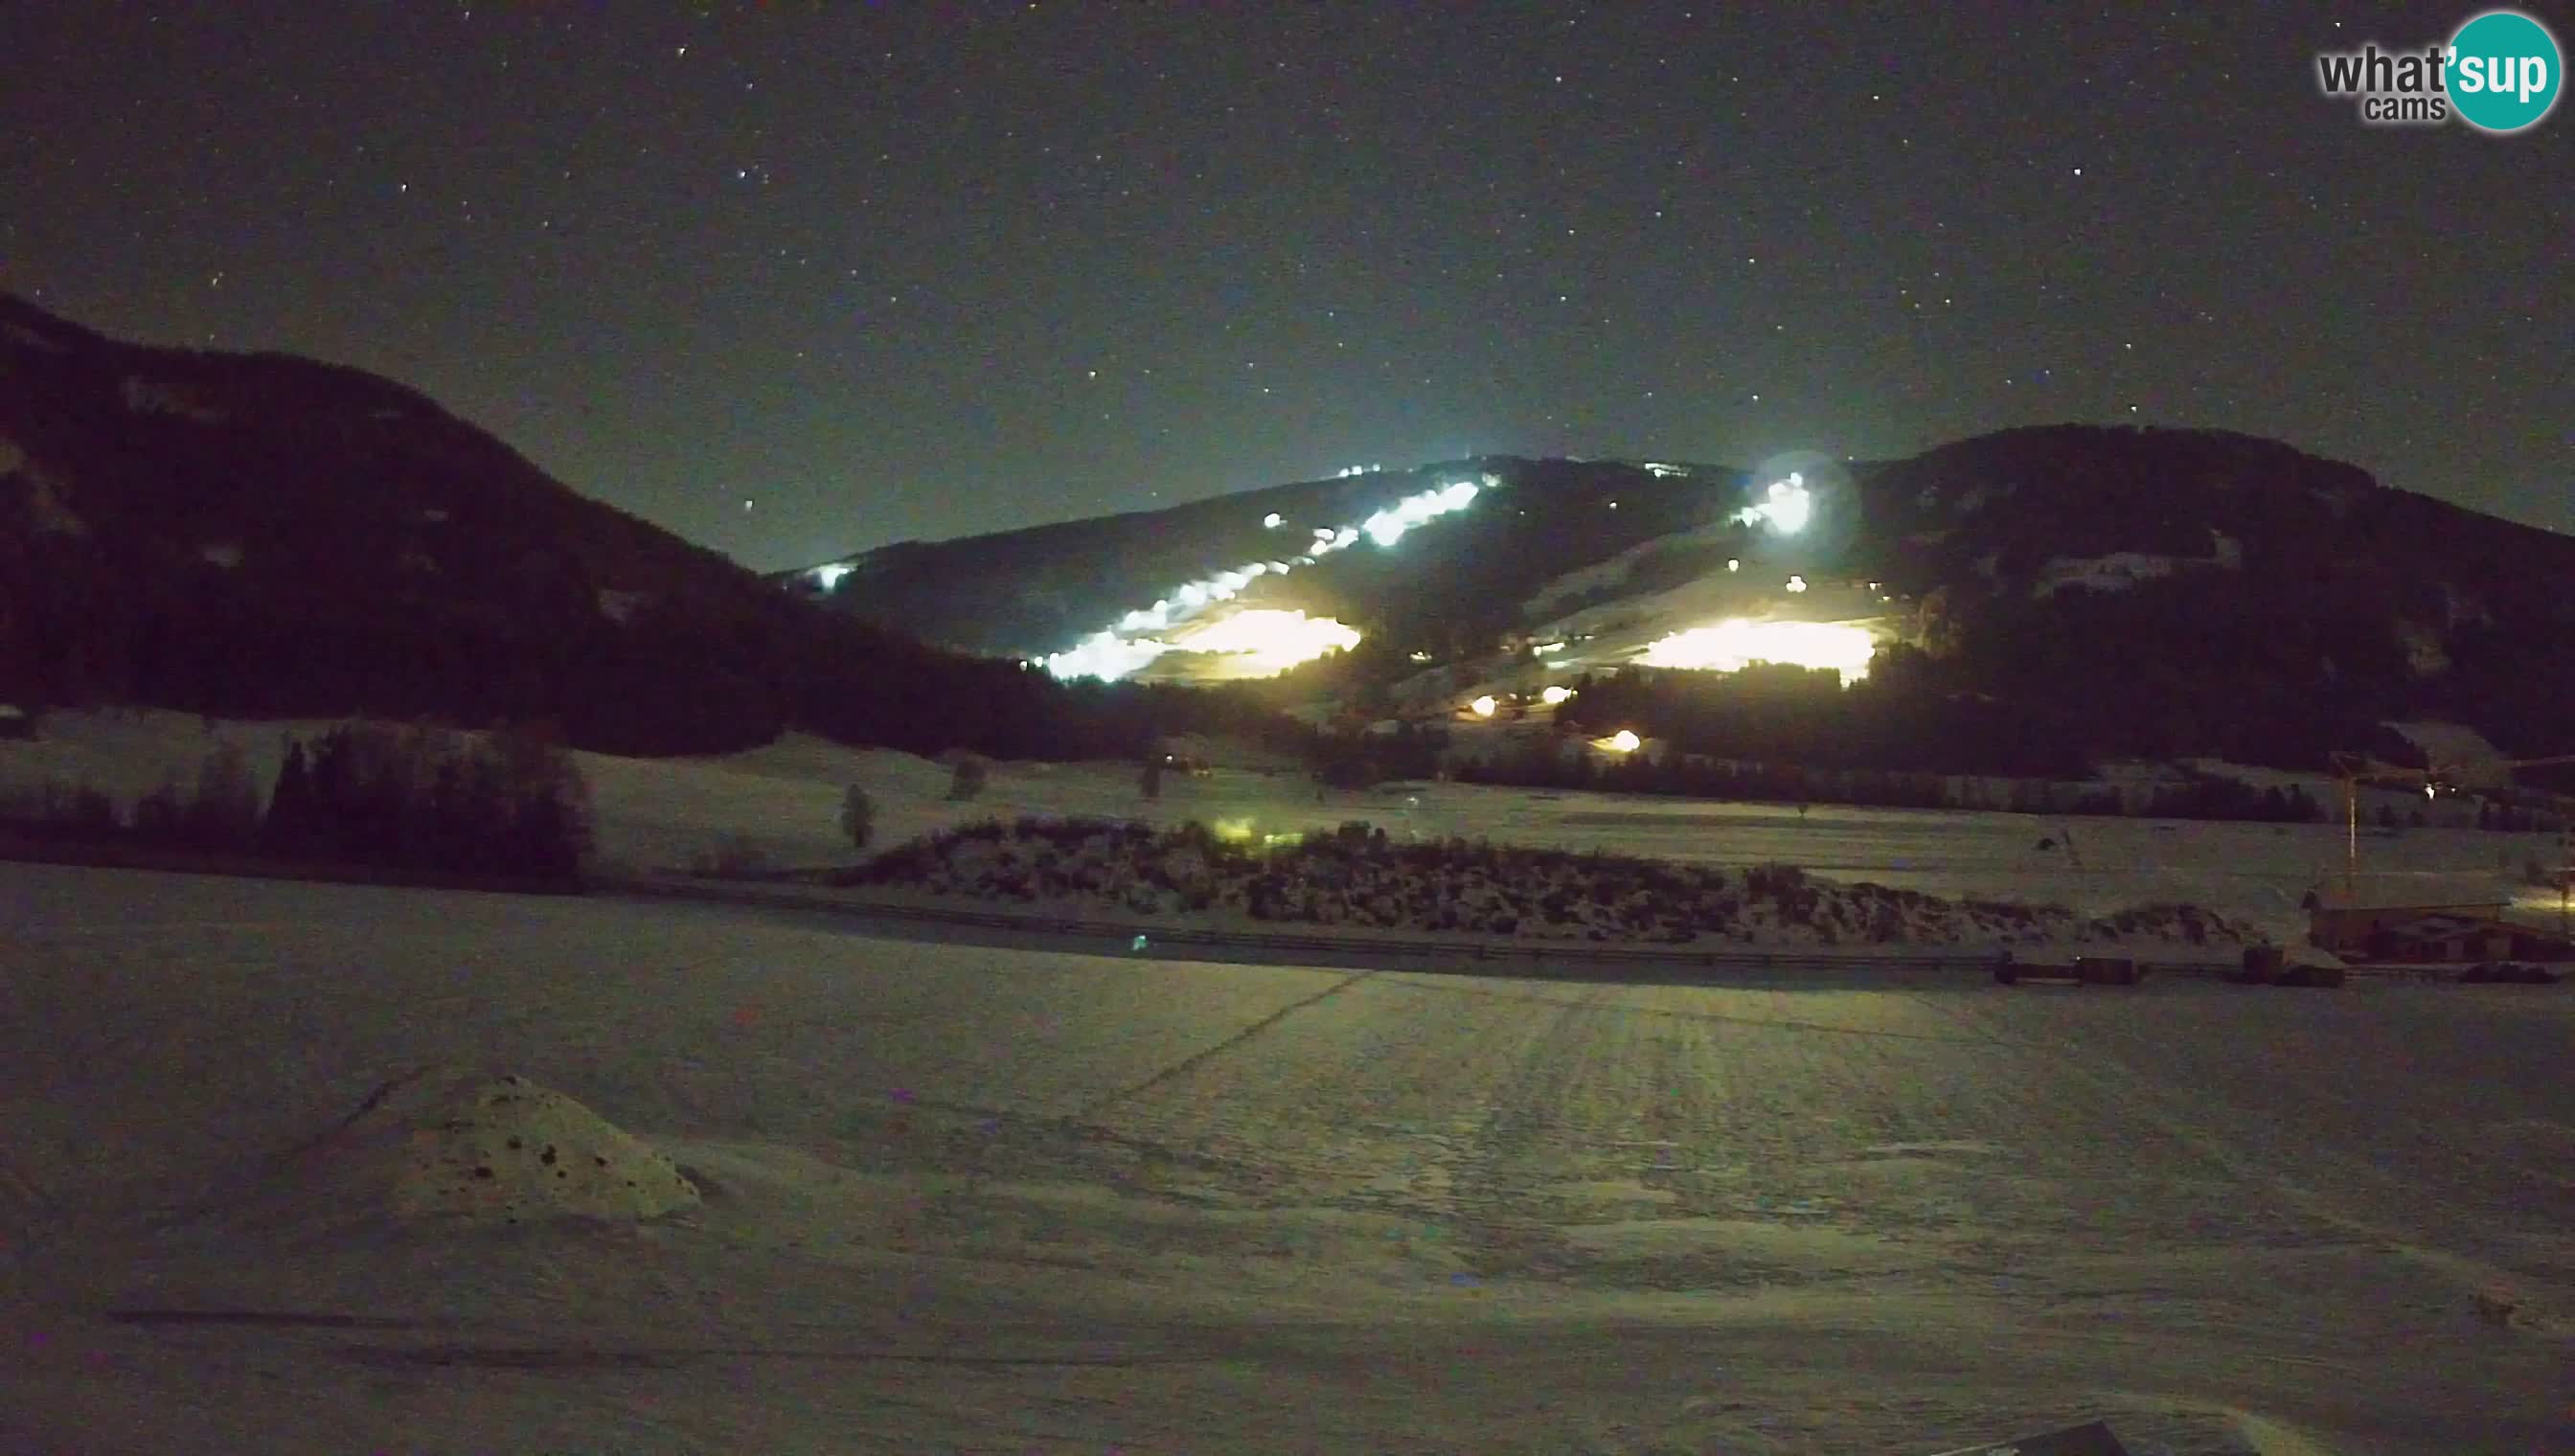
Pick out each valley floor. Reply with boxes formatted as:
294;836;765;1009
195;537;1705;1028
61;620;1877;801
9;711;2568;948
2;864;2567;1454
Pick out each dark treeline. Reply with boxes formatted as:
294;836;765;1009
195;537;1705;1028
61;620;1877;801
0;721;592;883
1450;735;2331;823
1546;651;2327;781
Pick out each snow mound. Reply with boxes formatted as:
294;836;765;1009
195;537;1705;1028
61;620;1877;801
270;1067;699;1231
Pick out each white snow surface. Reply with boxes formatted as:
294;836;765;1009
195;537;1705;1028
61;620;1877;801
1520;519;1736;622
1;864;2566;1453
2382;719;2504;776
2032;551;2178;597
9;711;2565;948
2033;532;2245;600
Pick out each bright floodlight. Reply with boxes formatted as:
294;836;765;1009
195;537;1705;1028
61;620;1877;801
1044;631;1174;681
1731;470;1811;535
1044;474;1493;682
1786;575;1809;593
1361;479;1481;548
1539;684;1572;705
1607;729;1641;752
809;562;853;591
1169;609;1361;674
1470;694;1497;717
1637;618;1878;685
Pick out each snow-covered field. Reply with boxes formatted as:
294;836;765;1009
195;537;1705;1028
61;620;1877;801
1;865;2567;1453
9;710;2566;948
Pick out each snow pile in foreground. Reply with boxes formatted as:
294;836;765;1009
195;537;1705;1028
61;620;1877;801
843;818;2259;948
255;1066;700;1234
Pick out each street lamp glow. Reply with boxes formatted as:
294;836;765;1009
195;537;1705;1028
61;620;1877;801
1470;694;1497;717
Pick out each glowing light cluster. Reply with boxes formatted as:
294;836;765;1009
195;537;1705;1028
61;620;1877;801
1598;729;1642;753
1110;562;1274;636
1359;478;1480;547
1636;618;1879;684
1041;633;1173;681
1168;609;1361;673
1539;684;1573;705
809;562;853;590
1470;694;1497;717
1039;476;1494;680
1732;471;1811;535
1335;464;1384;478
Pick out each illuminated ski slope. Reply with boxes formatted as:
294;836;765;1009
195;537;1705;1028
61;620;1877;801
1039;476;1491;681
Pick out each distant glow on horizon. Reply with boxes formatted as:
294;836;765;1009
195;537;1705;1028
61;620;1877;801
1637;618;1878;684
1044;476;1493;679
809;562;853;590
1732;471;1811;535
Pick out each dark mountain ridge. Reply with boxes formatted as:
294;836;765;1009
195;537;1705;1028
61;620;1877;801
809;422;2575;773
0;294;1281;760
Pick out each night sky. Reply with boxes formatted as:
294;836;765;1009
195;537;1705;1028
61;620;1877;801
4;3;2566;570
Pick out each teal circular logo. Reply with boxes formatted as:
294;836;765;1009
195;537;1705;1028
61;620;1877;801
2447;10;2562;132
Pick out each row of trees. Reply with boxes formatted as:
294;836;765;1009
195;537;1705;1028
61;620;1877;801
1445;736;2332;823
0;721;593;883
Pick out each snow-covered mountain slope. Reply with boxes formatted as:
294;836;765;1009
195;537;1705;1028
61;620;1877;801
799;424;2575;773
